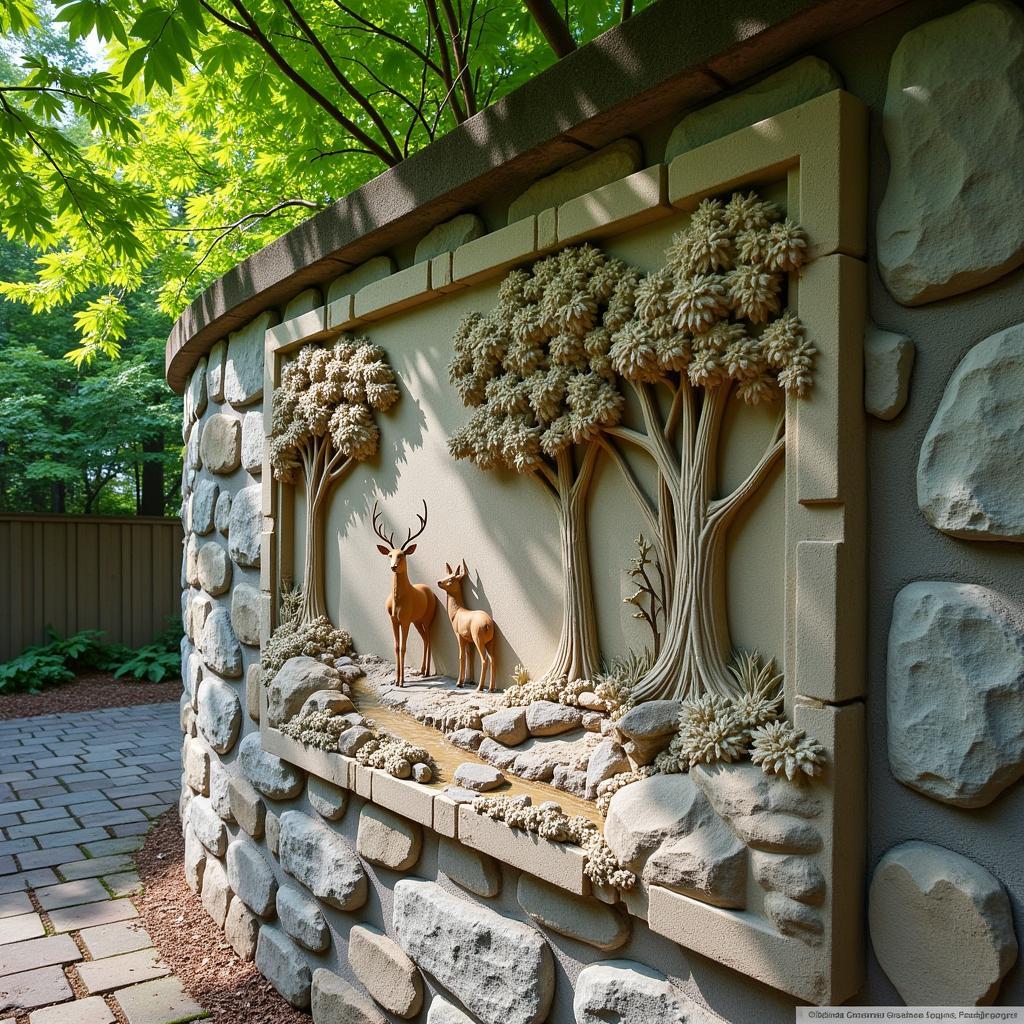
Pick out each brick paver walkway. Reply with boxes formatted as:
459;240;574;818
0;703;208;1024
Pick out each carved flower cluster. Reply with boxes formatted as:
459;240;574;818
750;720;825;781
595;766;656;816
448;245;633;472
613;192;815;402
279;709;350;751
502;672;592;709
261;616;353;684
270;335;399;483
355;731;434;782
472;793;635;889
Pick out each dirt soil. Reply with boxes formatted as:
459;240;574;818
0;671;183;721
134;810;309;1024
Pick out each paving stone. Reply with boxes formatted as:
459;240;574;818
49;898;139;934
60;855;135;881
79;920;153;959
0;964;73;1012
113;975;207;1024
29;994;115;1024
75;948;171;995
0;870;59;894
38;828;108;850
0;912;45;946
16;846;85;871
0;892;32;919
103;871;142;897
83;837;143;858
0;934;81;978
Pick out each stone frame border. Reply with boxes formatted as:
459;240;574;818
256;89;867;1006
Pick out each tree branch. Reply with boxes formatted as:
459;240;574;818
707;407;785;525
523;0;576;56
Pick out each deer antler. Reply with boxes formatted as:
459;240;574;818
371;500;395;548
402;499;428;551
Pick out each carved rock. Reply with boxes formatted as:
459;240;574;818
764;892;823;940
241;409;264;475
225;313;274;407
438;836;501;898
348;924;423;1019
326;256;395;305
239;732;305;800
267;656;344;727
917;323;1024;540
481;707;528;746
643;822;747;908
453;762;505;792
415;212;484;264
307;776;347;821
338;725;374;756
225;897;259;961
887;581;1024;807
427;996;475;1024
615;700;679;765
190;479;218;535
585;737;629;800
255;925;311;1009
507;139;641;223
228;775;265;838
226;838;277;918
870;841;1018;1005
552;765;587;798
605;773;713;872
865;323;914;420
199;607;242;678
666;56;840;161
478;737;520;771
526;700;583;736
574;960;717;1024
200;413;241;474
356;804;421;870
300;690;354;717
231;583;261;646
279;810;367;911
877;1;1024;304
393;880;554;1024
517;874;629;951
277;884;330;953
228;484;262;567
196;676;241;754
751;851;825;905
447;727;485;751
312;969;387;1024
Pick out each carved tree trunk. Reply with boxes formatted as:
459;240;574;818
298;485;328;624
540;448;601;683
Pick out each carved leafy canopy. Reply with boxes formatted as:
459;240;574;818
612;192;814;401
447;245;635;473
270;335;400;483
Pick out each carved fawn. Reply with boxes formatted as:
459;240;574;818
373;500;436;687
437;560;496;693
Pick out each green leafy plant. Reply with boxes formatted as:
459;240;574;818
0;648;75;693
111;642;180;683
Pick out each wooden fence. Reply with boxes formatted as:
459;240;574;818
0;514;183;662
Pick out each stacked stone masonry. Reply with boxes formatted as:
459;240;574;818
175;5;1024;1018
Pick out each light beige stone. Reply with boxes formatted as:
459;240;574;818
277;884;329;953
353;261;431;320
183;737;209;795
348;925;423;1018
197;542;231;596
393;880;553;1024
228;483;262;567
226;838;277;917
326;256;395;305
877;1;1024;304
887;581;1024;807
200;855;233;927
438;837;501;898
189;478;218;535
356;804;421;870
574;960;717;1024
245;662;261;723
667;57;840;161
208;755;234;822
481;707;527;746
869;841;1018;1005
278;810;367;911
557;165;668;244
917;323;1024;540
183;823;206;893
199;413;241;474
415;212;484;264
208;339;226;402
241;409;264;475
225;312;275;407
307;776;347;821
255;925;311;1009
189;795;227;857
865;322;914;420
214;489;231;534
267;656;343;727
311;968;386;1024
224;896;259;961
517;874;629;951
239;732;305;800
508;140;641;223
427;995;475;1024
452;217;537;284
196;676;241;754
187;356;208;423
184;534;200;587
228;774;265;838
231;583;261;646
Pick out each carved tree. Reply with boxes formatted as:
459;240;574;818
602;192;815;702
448;246;636;682
270;336;399;624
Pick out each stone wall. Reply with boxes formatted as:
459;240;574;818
175;0;1024;1017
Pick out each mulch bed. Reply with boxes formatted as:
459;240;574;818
0;671;182;720
134;810;309;1024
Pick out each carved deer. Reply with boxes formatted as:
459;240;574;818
437;560;496;693
373;499;437;687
